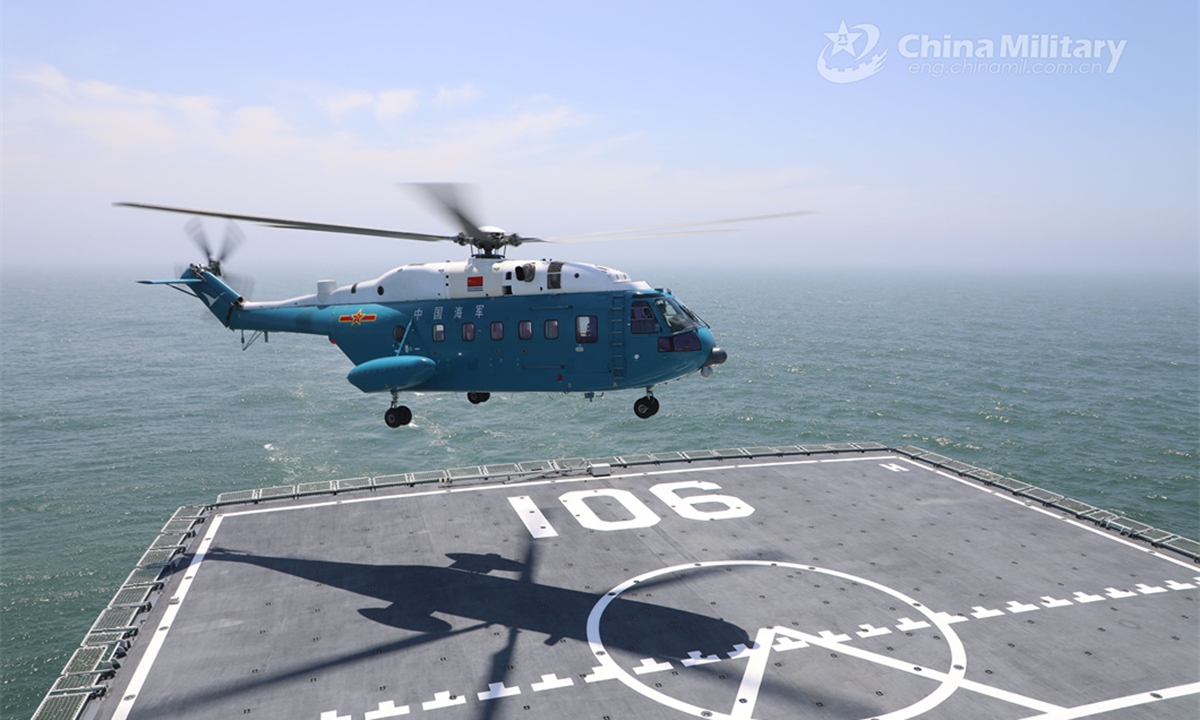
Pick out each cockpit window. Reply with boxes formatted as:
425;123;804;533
654;297;696;333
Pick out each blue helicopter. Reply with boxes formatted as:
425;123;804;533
121;185;802;427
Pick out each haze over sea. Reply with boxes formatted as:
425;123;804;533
1;263;1197;718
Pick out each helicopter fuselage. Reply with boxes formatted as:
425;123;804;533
201;257;724;399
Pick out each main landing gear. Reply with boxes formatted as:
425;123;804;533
384;390;412;428
633;390;660;419
467;392;491;405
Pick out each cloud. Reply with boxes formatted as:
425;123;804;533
434;83;482;107
373;89;419;120
320;89;420;121
321;91;376;117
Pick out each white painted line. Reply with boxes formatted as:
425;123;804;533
856;623;892;638
730;627;777;719
1040;596;1073;608
421;691;465;710
530;673;573;691
506;495;559;538
582;665;618;683
772;635;809;651
971;606;1005;619
905;459;1200;572
896;617;931;631
799;628;1065;714
1016;681;1200;719
1072;590;1104;603
364;700;410;719
682;650;721;666
477;682;520;700
110;515;226;720
632;658;673;674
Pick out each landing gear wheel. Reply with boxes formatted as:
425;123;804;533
384;406;412;427
467;392;491;405
633;395;660;419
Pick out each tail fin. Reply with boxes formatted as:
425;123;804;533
138;265;245;327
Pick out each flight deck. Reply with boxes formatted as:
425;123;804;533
35;444;1200;720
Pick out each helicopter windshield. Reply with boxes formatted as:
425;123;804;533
654;297;698;334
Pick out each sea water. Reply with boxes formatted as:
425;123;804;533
2;264;1197;717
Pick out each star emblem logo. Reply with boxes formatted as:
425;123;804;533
825;20;862;57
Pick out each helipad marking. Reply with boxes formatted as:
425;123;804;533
477;682;520;700
1040;596;1073;608
1016;681;1200;720
910;459;1198;572
632;658;673;674
506;496;558;538
421;691;465;710
682;650;721;666
730;627;776;719
583;665;619;683
896;617;931;631
364;700;410;718
586;560;969;720
109;515;226;720
530;673;573;691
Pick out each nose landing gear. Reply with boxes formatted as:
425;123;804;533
633;390;660;419
384;390;412;427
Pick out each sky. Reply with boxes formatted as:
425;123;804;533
2;1;1197;280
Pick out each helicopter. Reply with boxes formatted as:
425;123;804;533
121;185;806;427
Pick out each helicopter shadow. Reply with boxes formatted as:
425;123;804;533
205;546;750;661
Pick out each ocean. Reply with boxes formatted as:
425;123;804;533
1;263;1197;718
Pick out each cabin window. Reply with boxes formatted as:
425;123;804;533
544;319;559;340
575;315;599;343
432;323;445;342
630;300;659;334
490;321;504;340
462;322;475;341
518;320;533;340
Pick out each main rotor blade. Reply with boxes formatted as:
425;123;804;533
406;183;487;240
115;202;457;243
544;209;816;243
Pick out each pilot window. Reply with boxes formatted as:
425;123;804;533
462;322;475;341
575;315;599;343
544;319;559;340
518;320;533;340
630;300;658;334
654;297;697;333
432;323;445;342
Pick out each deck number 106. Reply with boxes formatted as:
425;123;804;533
508;481;755;538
